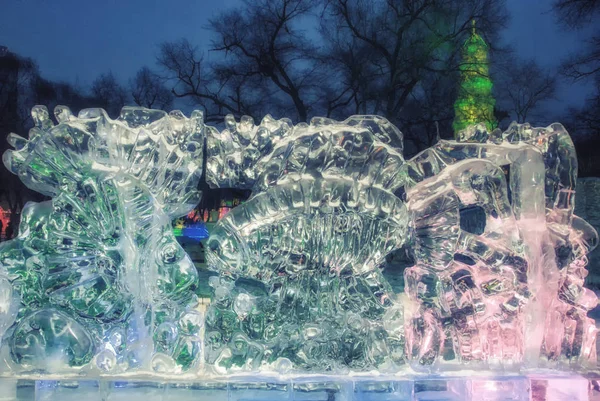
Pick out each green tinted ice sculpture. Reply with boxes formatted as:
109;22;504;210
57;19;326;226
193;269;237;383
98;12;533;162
0;106;204;374
204;116;410;372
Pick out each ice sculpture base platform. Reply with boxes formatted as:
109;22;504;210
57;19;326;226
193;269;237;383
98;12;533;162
1;372;598;401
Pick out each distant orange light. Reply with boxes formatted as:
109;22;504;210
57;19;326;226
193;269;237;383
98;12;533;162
219;207;230;220
0;207;11;238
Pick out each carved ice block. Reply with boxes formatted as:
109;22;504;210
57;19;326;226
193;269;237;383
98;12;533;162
0;108;597;379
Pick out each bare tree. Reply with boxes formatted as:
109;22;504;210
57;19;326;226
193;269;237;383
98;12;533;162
497;58;557;123
129;67;173;110
321;0;510;151
398;70;458;152
159;0;321;122
91;72;128;118
159;0;509;141
24;77;97;117
317;26;379;118
564;76;600;135
578;76;600;131
0;51;46;214
208;0;321;122
553;0;600;137
0;51;39;134
553;0;600;27
1;50;107;216
554;0;600;80
561;35;600;80
157;39;260;122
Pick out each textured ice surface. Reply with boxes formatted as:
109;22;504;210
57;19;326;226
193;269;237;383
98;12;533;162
205;116;408;372
206;115;405;190
0;107;598;378
0;106;204;374
402;122;598;370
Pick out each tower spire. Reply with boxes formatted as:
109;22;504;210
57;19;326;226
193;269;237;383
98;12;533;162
452;18;497;137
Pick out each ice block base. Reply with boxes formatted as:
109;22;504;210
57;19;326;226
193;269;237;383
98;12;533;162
1;372;598;401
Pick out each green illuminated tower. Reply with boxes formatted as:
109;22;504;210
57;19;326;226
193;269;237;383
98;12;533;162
453;20;497;136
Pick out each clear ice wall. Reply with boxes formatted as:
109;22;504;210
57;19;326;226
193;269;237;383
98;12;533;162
0;106;597;377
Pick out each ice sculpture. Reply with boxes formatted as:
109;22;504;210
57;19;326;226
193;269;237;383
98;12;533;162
0;105;598;380
402;123;598;370
205;114;292;189
205;117;599;373
205;116;408;372
0;106;204;373
205;114;404;190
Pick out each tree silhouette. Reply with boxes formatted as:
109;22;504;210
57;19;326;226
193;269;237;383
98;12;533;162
91;72;128;118
553;0;600;137
130;66;173;110
322;0;509;152
208;0;320;122
157;39;259;122
496;58;557;123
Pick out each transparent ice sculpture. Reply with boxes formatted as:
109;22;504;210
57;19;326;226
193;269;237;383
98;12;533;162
0;106;204;374
205;115;408;372
0;106;598;385
402;123;598;370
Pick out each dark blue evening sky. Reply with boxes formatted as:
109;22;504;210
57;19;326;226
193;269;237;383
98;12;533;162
503;0;596;115
0;0;595;119
0;0;238;87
